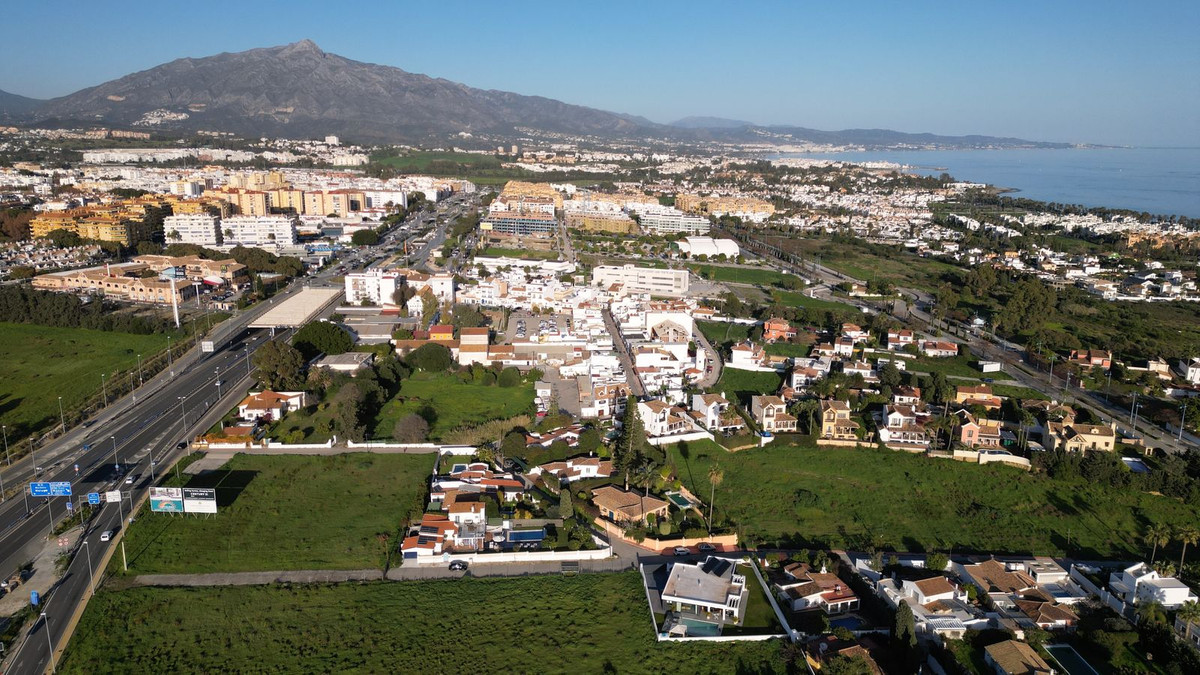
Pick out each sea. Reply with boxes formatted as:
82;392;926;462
770;147;1200;219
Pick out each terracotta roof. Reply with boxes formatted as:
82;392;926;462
913;576;957;597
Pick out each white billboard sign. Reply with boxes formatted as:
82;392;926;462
182;488;217;514
105;490;122;502
201;341;215;353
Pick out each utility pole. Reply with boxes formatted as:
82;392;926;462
101;374;108;407
2;424;9;465
57;396;65;433
82;539;95;596
137;354;143;385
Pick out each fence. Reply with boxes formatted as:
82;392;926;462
593;517;739;554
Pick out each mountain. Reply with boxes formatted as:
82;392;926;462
0;89;45;121
5;40;652;142
670;116;755;129
0;41;1071;148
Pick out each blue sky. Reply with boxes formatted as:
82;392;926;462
3;1;1197;146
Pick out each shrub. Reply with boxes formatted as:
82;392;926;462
498;366;521;387
393;414;430;443
406;343;453;372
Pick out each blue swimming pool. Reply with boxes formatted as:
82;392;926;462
680;618;722;636
665;492;692;508
830;616;864;630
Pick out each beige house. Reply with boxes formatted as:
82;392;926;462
751;395;797;433
1045;421;1116;453
591;486;669;525
819;400;859;441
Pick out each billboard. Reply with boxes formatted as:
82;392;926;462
29;482;51;497
201;341;215;353
183;488;217;514
150;487;183;513
50;482;71;497
105;490;122;503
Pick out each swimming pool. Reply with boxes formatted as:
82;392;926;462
1045;644;1099;675
680;618;722;636
665;492;693;508
830;616;864;630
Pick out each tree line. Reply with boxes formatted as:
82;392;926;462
0;285;169;334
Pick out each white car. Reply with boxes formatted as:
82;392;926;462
100;530;113;542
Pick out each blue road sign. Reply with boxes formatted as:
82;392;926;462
66;501;73;512
29;482;51;497
87;492;101;505
50;482;71;497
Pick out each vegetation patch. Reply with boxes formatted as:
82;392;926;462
371;372;535;441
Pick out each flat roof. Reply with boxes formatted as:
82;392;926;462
249;287;342;329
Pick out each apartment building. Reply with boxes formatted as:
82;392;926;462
32;263;196;306
163;214;221;246
479;211;558;237
592;264;689;297
637;208;711;235
210;188;270;216
222;215;297;247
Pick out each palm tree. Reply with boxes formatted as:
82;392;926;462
632;460;657;526
1147;524;1172;563
1178;525;1200;572
1139;600;1167;626
1177;600;1200;643
707;464;724;534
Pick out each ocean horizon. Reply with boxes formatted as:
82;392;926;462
770;147;1200;219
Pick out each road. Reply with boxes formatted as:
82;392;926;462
692;324;723;390
0;252;356;674
602;310;646;398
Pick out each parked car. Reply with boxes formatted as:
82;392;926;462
697;542;717;553
673;547;691;556
449;560;468;571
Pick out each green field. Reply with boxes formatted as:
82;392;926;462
479;246;561;261
908;354;986;379
688;263;791;287
113;453;432;574
0;322;167;438
371;372;535;440
370;150;504;171
712;368;785;408
668;441;1200;558
698;320;752;347
764;342;809;358
769;289;856;312
60;574;785;673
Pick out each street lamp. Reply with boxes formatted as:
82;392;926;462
215;367;222;398
166;335;172;366
137;354;143;385
82;540;95;596
41;611;55;674
2;424;9;465
178;396;188;427
57;396;65;433
29;438;38;472
101;374;108;407
111;435;119;472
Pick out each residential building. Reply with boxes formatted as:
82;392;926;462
222;215;297;247
956;385;1003;410
920;341;959;358
530;456;613;483
636;208;711;235
901;576;966;606
887;329;915;350
958;411;1002;448
163;214;221;246
1044;421;1116;453
1109;562;1200;609
691;393;745;433
480;211;558;237
819;400;860;442
1068;349;1112;370
1177;358;1200;385
237;391;306;422
772;562;859;614
763;318;796;342
591;485;669;525
31;264;195;306
639;399;692;438
877;404;929;451
312;352;375;375
983;640;1055;675
661;556;749;623
751;395;797;433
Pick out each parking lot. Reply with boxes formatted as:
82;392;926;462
504;311;570;343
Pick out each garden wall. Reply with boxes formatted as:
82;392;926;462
594;518;739;554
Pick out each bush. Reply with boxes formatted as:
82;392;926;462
293;321;353;359
406;343;453;372
351;229;379;246
498;367;521;387
658;520;672;536
392;414;430;443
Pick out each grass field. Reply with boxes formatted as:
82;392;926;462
112;453;432;574
698;320;752;346
667;441;1200;558
909;354;986;379
371;372;535;441
687;263;791;287
370;151;504;171
769;289;856;312
764;342;810;358
767;235;958;289
712;368;785;407
479;246;560;260
60;574;785;673
0;322;167;438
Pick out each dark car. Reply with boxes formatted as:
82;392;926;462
697;542;717;553
449;560;468;571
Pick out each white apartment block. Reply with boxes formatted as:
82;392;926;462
636;208;710;235
363;190;408;210
592;265;689;297
221;216;297;247
163;214;221;247
344;270;400;306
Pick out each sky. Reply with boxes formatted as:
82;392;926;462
2;1;1198;146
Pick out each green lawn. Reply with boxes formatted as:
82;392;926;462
764;342;809;358
59;574;785;673
698;320;752;347
769;289;855;312
712;368;785;407
990;384;1049;400
371;372;535;441
479;246;560;261
112;453;432;574
908;354;986;379
668;441;1200;558
0;322;168;439
688;263;790;287
725;563;784;636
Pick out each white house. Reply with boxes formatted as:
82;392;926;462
691;393;745;432
236;390;306;422
1109;562;1199;609
660;556;748;623
1180;358;1200;385
901;576;967;605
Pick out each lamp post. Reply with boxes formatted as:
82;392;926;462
41;611;55;674
215;367;222;398
57;396;65;433
137;354;143;385
82;540;95;597
101;374;108;407
178;396;187;427
244;346;251;376
111;435;119;472
2;424;9;465
166;335;172;366
29;438;38;472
